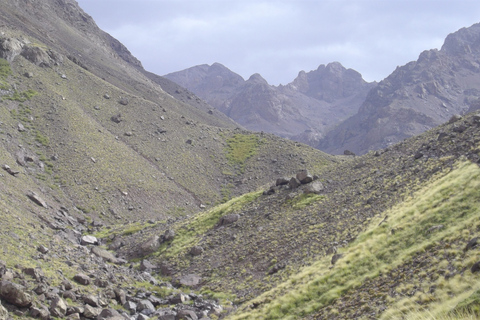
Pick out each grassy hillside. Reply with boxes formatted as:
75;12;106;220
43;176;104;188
232;160;480;319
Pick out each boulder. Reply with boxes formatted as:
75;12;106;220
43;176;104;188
303;181;325;194
176;309;198;320
23;267;45;282
288;177;301;189
275;177;289;186
0;304;8;320
465;237;479;252
81;235;98;245
30;306;49;320
219;214;239;226
139;259;157;271
27;191;48;208
179;274;201;287
190;246;204;256
73;273;91;285
97;308;122;320
21;45;52;67
83;294;99;307
163;229;175;242
83;305;102;318
137;299;155;314
139;235;161;256
50;296;67;317
123;301;137;315
0;280;33;307
331;254;343;265
0;37;24;61
114;288;127;305
91;246;118;263
296;170;313;184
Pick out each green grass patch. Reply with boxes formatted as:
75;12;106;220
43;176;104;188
289;193;324;209
34;130;49;146
230;161;480;320
225;134;260;172
157;190;263;259
4;89;37;102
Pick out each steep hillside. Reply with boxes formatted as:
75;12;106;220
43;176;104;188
165;62;374;146
103;109;480;319
318;22;480;155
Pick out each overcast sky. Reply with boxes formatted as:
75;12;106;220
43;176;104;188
76;0;480;85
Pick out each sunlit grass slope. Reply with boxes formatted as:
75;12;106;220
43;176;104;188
231;161;480;319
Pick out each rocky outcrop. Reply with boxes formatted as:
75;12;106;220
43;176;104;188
0;280;33;307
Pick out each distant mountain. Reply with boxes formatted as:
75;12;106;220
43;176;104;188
318;22;480;154
165;62;375;146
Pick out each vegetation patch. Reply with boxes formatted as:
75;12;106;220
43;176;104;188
225;134;260;172
289;193;324;210
157;190;263;259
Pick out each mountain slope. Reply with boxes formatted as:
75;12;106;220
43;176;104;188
318;22;480;155
165;62;374;146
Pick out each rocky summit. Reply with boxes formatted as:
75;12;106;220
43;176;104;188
0;1;479;320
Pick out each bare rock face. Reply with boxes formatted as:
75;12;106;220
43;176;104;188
318;22;480;155
0;37;24;61
0;280;33;307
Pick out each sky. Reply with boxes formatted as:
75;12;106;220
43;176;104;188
76;0;480;85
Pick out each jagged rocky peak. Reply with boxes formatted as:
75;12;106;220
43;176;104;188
441;22;480;55
246;73;268;84
290;61;372;102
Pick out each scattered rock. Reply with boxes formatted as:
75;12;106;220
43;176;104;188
73;273;90;286
219;214;239;226
275;177;289;186
17;123;26;132
190;246;204;256
303;181;325;194
2;164;19;176
81;235;98;245
414;151;424;160
37;245;49;254
83;304;102;318
0;304;8;320
288;177;301;189
471;261;480;273
139;260;157;271
179;274;201;287
91;246;118;264
344;150;356;156
26;191;47;208
118;97;129;105
29;306;49;320
50;296;67;317
23;267;44;282
465;237;479;252
111;114;122;123
139;235;161;256
296;169;313;184
97;308;123;320
163;229;176;242
0;280;33;307
176;309;198;320
83;294;99;307
331;254;343;265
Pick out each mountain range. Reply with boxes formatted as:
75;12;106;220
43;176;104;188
0;1;479;320
164;61;375;147
166;23;480;156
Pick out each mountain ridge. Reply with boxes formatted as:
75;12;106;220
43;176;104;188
164;61;375;146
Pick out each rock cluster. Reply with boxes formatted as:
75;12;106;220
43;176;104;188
264;169;324;195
